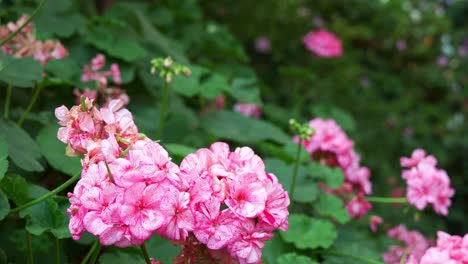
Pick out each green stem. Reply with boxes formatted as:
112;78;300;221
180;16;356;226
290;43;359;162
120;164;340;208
81;240;99;264
156;81;169;140
400;248;409;264
55;238;60;264
365;196;407;204
289;138;303;201
3;84;12;120
0;0;48;47
89;243;101;264
17;83;43;127
140;243;152;264
317;250;384;264
10;172;80;214
27;232;34;264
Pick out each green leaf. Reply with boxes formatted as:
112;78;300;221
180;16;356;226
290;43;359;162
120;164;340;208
264;158;293;191
19;185;70;238
0;53;42;88
36;124;81;176
85;24;147;62
294;184;319;203
228;77;262;104
200;110;289;144
44;58;80;82
165;143;197;157
262;233;294;264
134;9;189;64
146;235;181;263
280;214;337;249
35;0;85;37
199;73;231;98
99;252;143;264
283;142;310;163
308;162;344;189
0;120;44;172
0;136;8;181
277;253;318;264
0;190;10;220
314;194;350;224
0;174;30;206
170;65;208;96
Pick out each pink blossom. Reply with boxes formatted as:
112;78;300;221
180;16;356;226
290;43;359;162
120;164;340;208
91;54;106;71
303;30;343;57
420;232;468;264
254;36;271;53
383;225;431;264
234;103;262;118
370;215;383;233
401;149;455;215
346;194;372;219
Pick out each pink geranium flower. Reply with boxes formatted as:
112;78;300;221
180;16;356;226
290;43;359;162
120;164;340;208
303;30;343;57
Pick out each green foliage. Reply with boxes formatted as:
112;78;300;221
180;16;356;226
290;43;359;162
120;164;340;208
0;53;42;87
201;110;289;144
314;194;350;224
0;136;8;181
277;253;318;264
36;124;81;176
0;120;43;172
309;162;344;189
280;214;337;249
0;174;29;206
0;190;10;221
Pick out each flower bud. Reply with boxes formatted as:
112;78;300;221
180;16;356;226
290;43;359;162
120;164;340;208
164;57;173;68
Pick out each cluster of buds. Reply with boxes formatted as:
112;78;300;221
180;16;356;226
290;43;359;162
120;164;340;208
150;56;191;83
289;118;314;141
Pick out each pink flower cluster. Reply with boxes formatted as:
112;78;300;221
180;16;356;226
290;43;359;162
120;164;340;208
56;99;288;263
175;142;289;263
234;103;262;118
297;118;372;218
420;231;468;264
0;15;68;65
401;149;454;215
74;54;128;106
303;30;343;58
383;225;431;264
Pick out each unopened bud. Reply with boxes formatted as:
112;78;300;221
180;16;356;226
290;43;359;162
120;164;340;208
165;74;173;83
164;57;173;68
184;67;191;77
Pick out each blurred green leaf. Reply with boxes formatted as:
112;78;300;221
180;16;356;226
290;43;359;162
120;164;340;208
277;253;318;264
311;104;356;132
86;24;147;62
0;136;8;181
0;120;43;172
201;110;289;144
308;162;344;189
0;53;42;88
280;214;337;249
35;0;85;37
229;77;262;104
262;233;294;264
99;252;143;264
294;184;319;203
146;235;181;263
314;194;350;224
0;174;30;206
165;143;197;157
170;65;208;96
44;58;80;82
199;73;231;98
36;124;81;176
0;190;10;221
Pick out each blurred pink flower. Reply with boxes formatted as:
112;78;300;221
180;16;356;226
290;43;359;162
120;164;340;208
420;231;468;264
383;225;431;264
303;30;343;58
254;36;271;53
370;215;383;233
234;103;262;118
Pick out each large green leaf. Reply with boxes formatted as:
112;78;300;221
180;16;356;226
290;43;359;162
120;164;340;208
262;233;294;264
44;58;81;82
165;143;197;158
201;110;289;144
170;65;208;96
311;104;356;132
85;24;147;62
199;73;231;98
19;185;70;238
99;252;143;264
280;214;337;249
146;235;181;263
308;162;344;189
0;53;42;88
228;77;262;104
314;194;350;224
0;136;8;181
0;120;43;172
36;124;81;176
277;253;318;264
0;174;30;206
35;0;85;37
0;190;10;221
